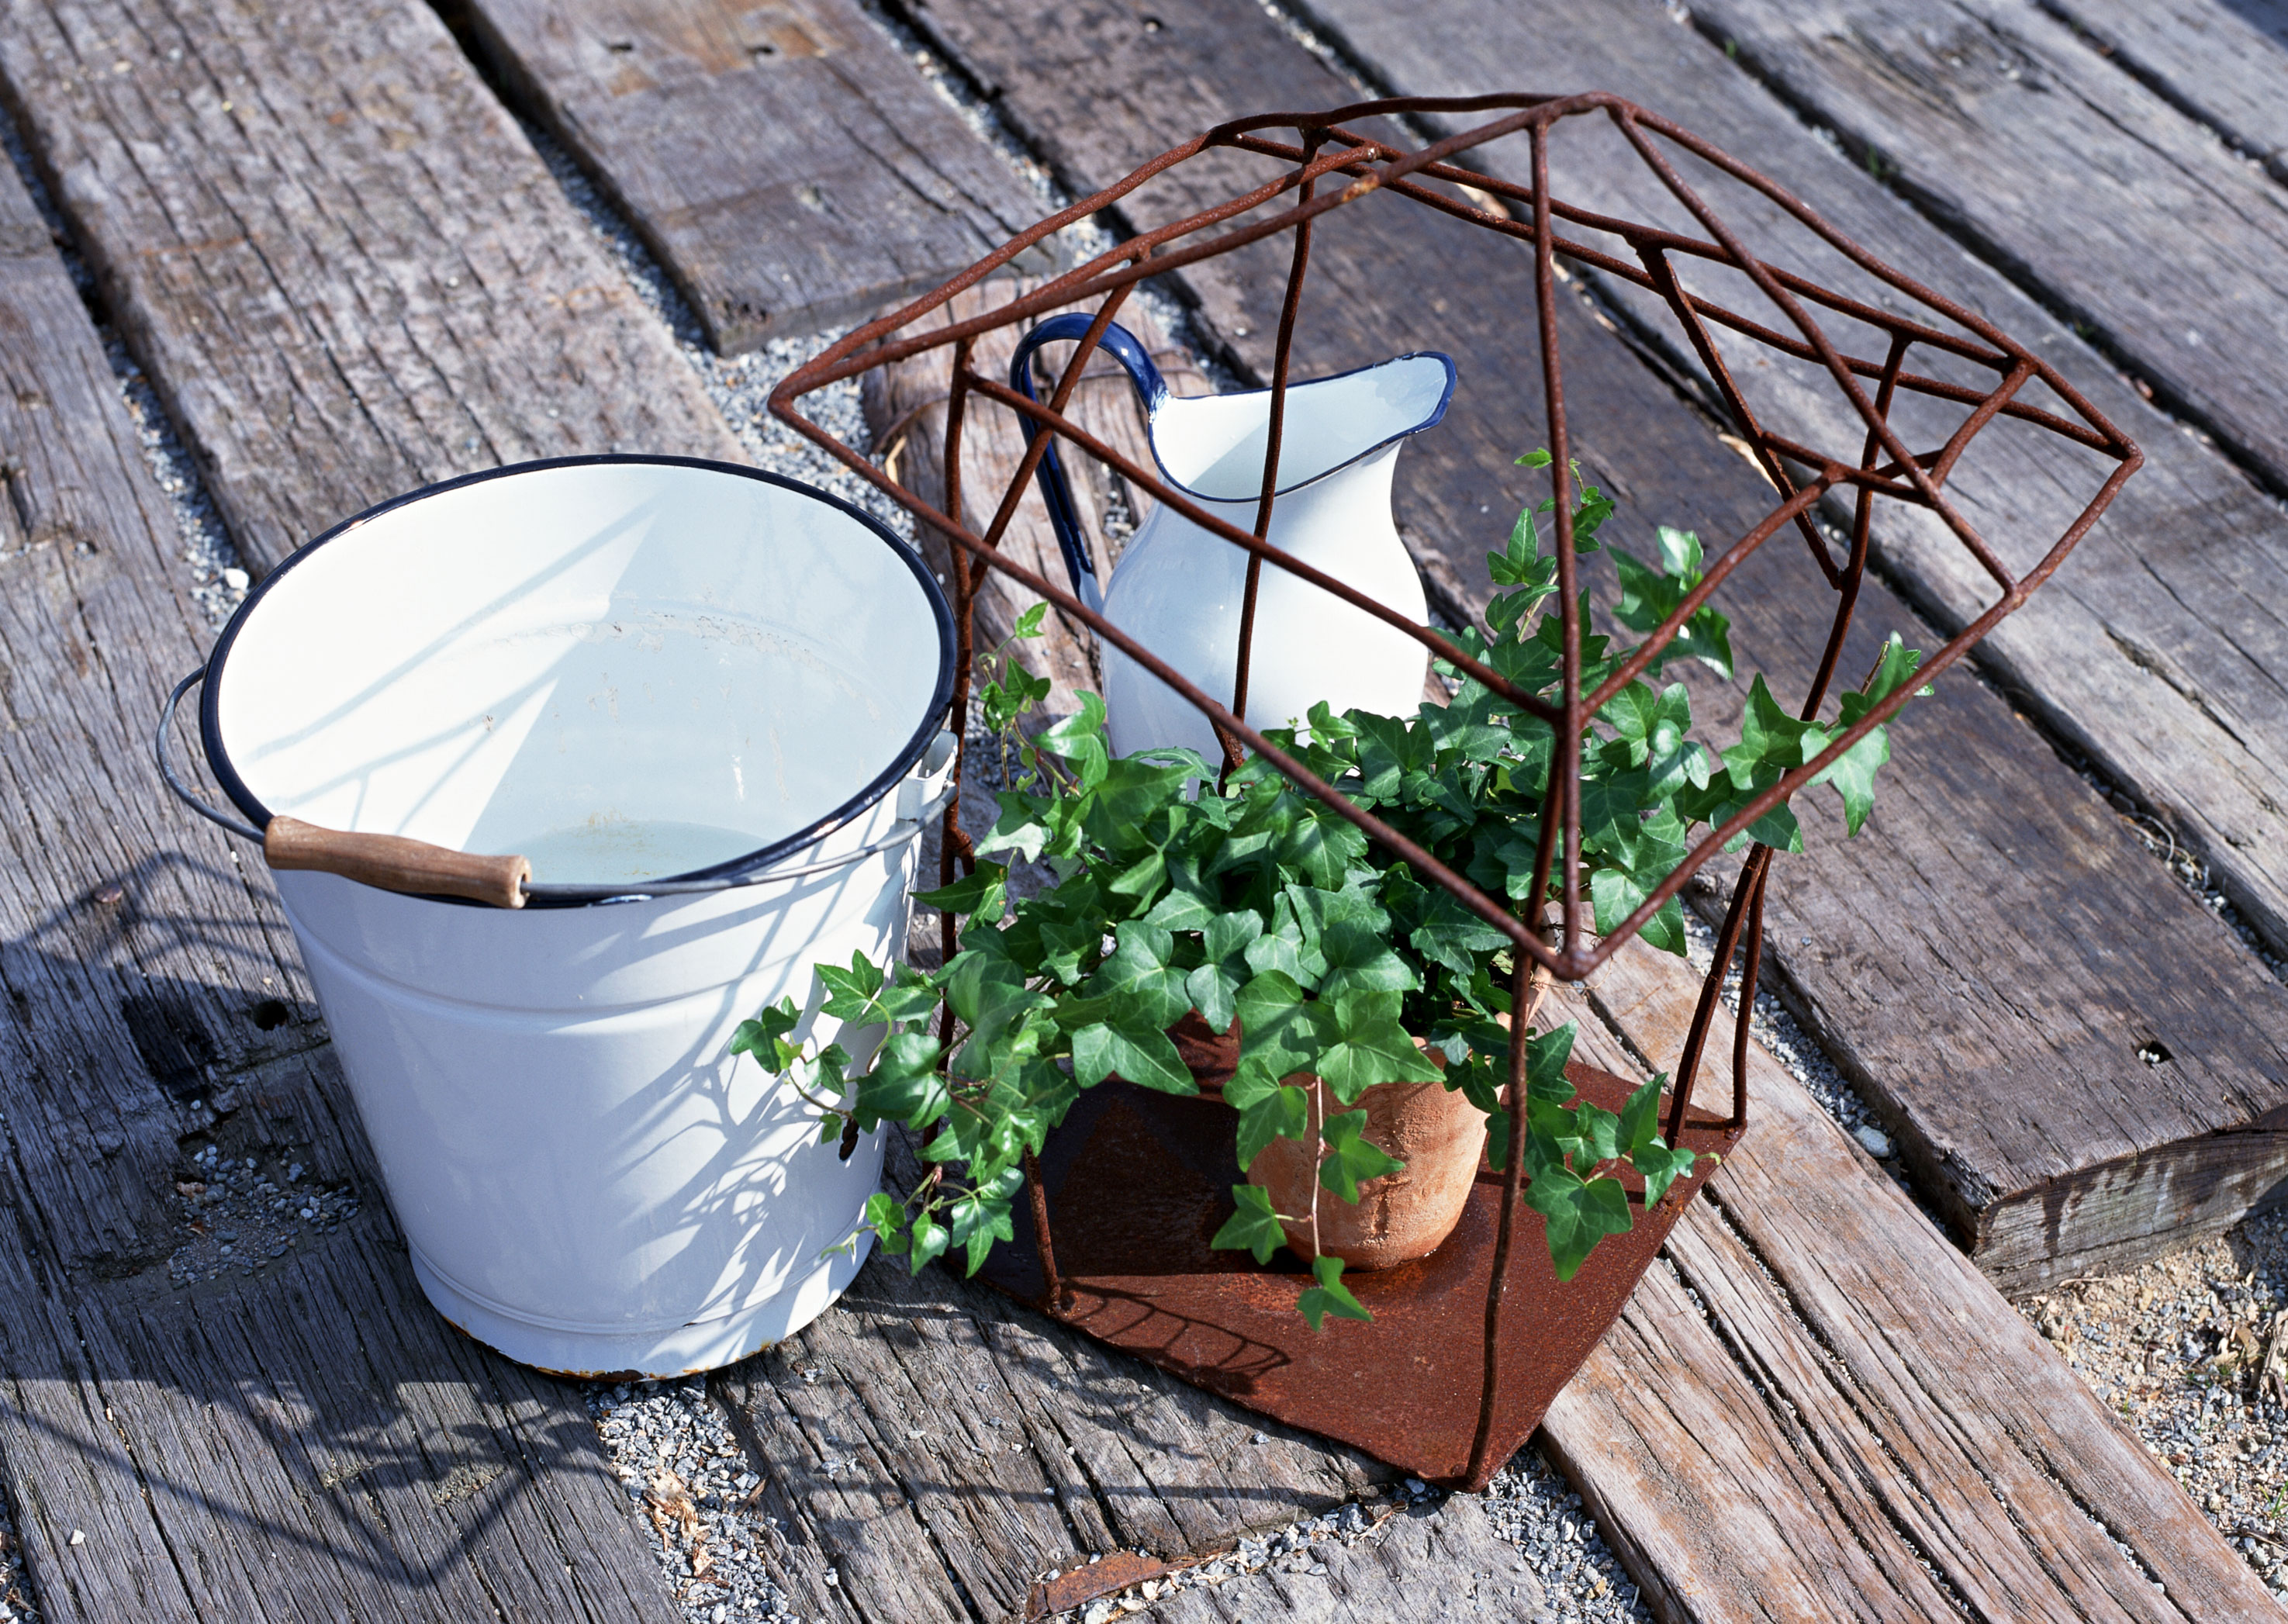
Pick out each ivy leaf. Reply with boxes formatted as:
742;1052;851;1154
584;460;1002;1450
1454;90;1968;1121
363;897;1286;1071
1233;972;1329;1091
1070;1018;1195;1094
907;1214;951;1274
1813;634;1929;836
1632;1141;1697;1209
1296;1254;1373;1331
1234;1084;1311;1170
1184;961;1241;1035
1654;523;1701;578
1036;919;1101;987
853;1031;949;1130
1407;887;1512;981
1181;907;1262;1031
862;1190;908;1256
1087;921;1191;1028
1036;691;1111;786
1526;1021;1578;1103
1315;990;1442;1104
914;862;1008;923
730;997;804;1071
945;1190;1016;1276
1210;1183;1289;1263
1721;675;1827;786
1315;919;1415;1000
1318;1108;1405;1202
1204;910;1265;965
1011;602;1049;639
813;955;884;1018
945;955;1052;1053
1144;886;1215;933
1610;527;1733;678
1353;711;1436;801
1588;862;1688;957
1523;1166;1634;1281
1616;1077;1663;1156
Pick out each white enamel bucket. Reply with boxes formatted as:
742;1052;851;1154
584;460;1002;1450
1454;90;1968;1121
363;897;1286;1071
157;457;956;1377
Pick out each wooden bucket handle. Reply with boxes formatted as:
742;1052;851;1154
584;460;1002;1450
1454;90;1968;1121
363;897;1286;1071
264;816;531;909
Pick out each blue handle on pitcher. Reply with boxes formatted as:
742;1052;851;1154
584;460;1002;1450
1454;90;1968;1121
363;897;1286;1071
1007;315;1169;617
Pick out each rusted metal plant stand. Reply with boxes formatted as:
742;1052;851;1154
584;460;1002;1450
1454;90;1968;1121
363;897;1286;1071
773;93;2138;1491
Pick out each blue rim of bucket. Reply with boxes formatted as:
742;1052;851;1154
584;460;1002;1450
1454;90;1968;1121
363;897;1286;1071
199;454;957;909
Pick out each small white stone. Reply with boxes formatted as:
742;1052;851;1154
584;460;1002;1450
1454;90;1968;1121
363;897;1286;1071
221;567;249;591
1081;1602;1115;1624
68;1529;85;1546
1854;1125;1893;1159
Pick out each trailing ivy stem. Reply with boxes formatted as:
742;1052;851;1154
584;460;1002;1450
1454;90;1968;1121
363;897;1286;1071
1308;1081;1323;1264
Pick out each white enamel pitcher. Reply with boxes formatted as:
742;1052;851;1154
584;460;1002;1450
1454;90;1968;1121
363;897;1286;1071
1011;316;1452;760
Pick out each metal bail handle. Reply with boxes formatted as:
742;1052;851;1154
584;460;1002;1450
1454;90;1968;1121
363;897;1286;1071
159;665;962;907
157;666;534;906
1006;314;1171;617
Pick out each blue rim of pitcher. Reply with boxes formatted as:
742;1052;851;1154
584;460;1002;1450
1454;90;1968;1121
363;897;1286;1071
198;454;958;908
1142;349;1458;502
1013;312;1457;501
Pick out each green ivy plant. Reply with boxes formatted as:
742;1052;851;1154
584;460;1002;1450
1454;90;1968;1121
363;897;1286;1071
735;454;1928;1325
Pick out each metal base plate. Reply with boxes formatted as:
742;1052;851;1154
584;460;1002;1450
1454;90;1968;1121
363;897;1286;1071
979;1061;1745;1488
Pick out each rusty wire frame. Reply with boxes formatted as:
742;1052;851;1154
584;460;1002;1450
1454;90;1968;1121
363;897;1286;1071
771;92;2139;1486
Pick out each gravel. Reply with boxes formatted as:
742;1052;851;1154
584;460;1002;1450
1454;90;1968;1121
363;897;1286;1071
2020;1211;2288;1608
1019;1459;1646;1624
589;1379;803;1624
164;1139;361;1290
0;1487;40;1624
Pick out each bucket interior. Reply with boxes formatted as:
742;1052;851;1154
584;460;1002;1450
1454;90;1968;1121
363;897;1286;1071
206;460;952;889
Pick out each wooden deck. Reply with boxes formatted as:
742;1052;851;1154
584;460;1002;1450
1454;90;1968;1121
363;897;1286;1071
0;0;2283;1618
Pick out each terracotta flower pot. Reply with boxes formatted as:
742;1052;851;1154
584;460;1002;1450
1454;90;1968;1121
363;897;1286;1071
1164;1014;1486;1270
1247;1069;1485;1270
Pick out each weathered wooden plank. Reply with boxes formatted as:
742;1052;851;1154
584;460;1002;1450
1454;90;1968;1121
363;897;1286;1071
907;0;2288;1279
2043;0;2288;181
860;276;1210;720
0;146;313;1293
0;132;679;1624
0;0;742;575
715;1133;1381;1622
1146;1495;1535;1622
1291;0;2288;1285
717;1163;1560;1622
458;0;1053;351
1548;938;2281;1623
1684;0;2288;490
1301;0;2288;962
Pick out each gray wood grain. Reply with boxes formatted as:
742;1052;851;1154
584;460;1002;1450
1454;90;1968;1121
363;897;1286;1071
0;149;314;1294
907;0;2288;1278
1298;0;2288;963
2042;0;2288;180
460;0;1054;351
0;0;743;575
1291;0;2288;1286
1554;942;2282;1622
1684;0;2288;492
0;129;679;1624
716;1162;1561;1622
1147;1496;1540;1621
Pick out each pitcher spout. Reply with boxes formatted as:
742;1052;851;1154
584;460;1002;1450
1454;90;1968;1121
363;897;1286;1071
1146;351;1455;503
